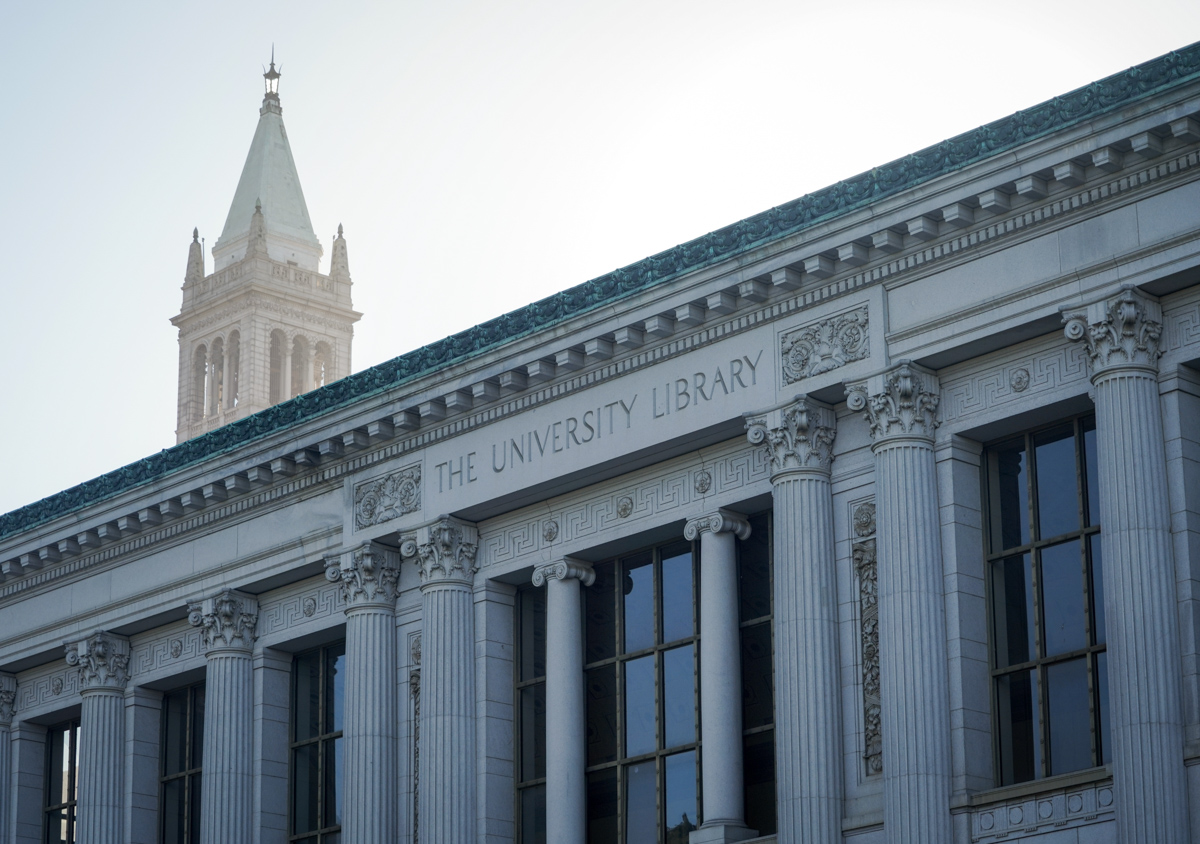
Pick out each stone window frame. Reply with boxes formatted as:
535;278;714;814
43;718;80;844
159;682;205;844
288;641;346;843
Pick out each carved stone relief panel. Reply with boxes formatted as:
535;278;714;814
781;304;869;385
852;498;881;776
354;464;421;530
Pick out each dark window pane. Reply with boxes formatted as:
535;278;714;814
741;621;774;729
664;750;698;841
520;785;546;844
162;778;186;844
1047;658;1092;775
661;548;694;643
1034;427;1080;539
47;727;66;806
192;686;205;769
996;669;1041;785
521;588;548;681
743;730;777;835
625;761;657;844
324;737;343;829
520;684;547;781
623;553;655;653
625;655;657;757
1083;418;1099;527
291;743;320;833
1097;652;1111;766
45;807;70;844
991;554;1034;667
1041;540;1086;657
1090;533;1106;645
293;652;322;742
586;665;617;766
163;689;188;775
326;645;346;734
663;645;695;749
988;439;1029;551
585;565;616;664
189;773;202;844
738;515;772;622
586;769;618;844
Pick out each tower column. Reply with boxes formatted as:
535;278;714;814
404;517;480;844
1064;287;1190;842
325;542;401;842
282;338;293;400
0;673;15;841
846;363;952;844
221;343;233;414
745;397;841;844
65;631;130;844
188;590;258;844
533;559;595;844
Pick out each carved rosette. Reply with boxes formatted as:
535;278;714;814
852;501;881;775
532;559;596;588
781;305;870;384
402;516;479;587
745;396;836;477
64;631;131;692
188;590;259;654
354;465;422;530
1063;286;1163;378
845;362;940;445
0;672;16;726
683;510;752;541
326;542;401;608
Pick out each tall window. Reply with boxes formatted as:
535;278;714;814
290;643;345;843
161;683;205;844
985;415;1108;786
738;513;775;835
43;720;80;844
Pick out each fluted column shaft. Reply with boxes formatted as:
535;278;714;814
327;543;401;843
535;560;595;844
1065;288;1189;842
746;397;841;844
847;364;952;844
0;673;14;842
189;590;258;844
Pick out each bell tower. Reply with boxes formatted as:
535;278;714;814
171;55;361;443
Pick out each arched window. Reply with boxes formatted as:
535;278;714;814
191;344;208;423
227;330;241;409
208;337;225;417
269;330;286;404
313;342;331;389
291;335;310;397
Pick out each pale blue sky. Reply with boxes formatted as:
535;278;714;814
2;1;1198;515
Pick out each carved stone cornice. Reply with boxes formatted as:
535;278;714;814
532;559;596;588
745;396;836;477
326;542;401;608
1062;285;1163;378
0;672;16;726
683;509;752;541
64;631;131;692
845;362;940;446
188;590;259;654
402;516;479;587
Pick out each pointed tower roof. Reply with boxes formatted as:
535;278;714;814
212;55;323;271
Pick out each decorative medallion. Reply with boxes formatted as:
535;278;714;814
781;305;870;384
170;639;183;659
616;496;634;518
853;501;876;537
1009;368;1031;393
694;470;713;494
543;520;559;543
51;677;63;696
354;465;422;529
302;596;317;617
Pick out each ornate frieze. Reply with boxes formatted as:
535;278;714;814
325;542;401;607
532;559;596;587
64;631;131;692
188;590;259;653
781;305;870;384
845;362;940;444
403;517;479;586
1063;286;1163;376
852;500;881;776
745;396;837;476
0;673;16;726
683;510;752;541
354;465;421;530
972;779;1113;843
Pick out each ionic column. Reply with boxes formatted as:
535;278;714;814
404;516;479;844
533;559;595;844
1064;287;1190;842
846;363;952;844
66;631;130;844
188;590;258;844
325;542;401;843
746;397;841;844
0;673;15;841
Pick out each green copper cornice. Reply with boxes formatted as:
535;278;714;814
3;41;1199;540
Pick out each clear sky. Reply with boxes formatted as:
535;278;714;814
1;1;1198;516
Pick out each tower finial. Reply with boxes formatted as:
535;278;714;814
263;48;281;100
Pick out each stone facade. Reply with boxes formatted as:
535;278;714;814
4;45;1200;844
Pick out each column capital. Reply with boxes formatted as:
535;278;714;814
745;395;836;477
532;558;595;588
402;515;479;587
0;672;16;726
1062;285;1163;378
64;630;130;692
326;542;400;609
684;509;752;541
845;362;940;446
188;589;259;654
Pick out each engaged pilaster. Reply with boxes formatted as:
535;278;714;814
845;364;952;844
745;397;841;844
66;630;130;844
1063;287;1190;842
326;542;402;843
533;559;595;844
0;673;15;842
404;516;480;844
188;589;258;844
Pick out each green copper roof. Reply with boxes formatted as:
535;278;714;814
4;41;1200;542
